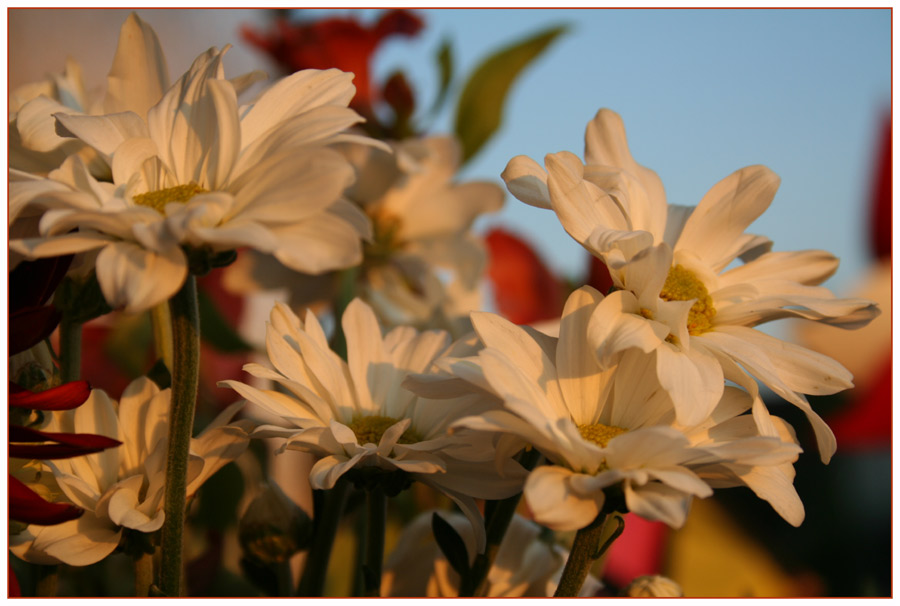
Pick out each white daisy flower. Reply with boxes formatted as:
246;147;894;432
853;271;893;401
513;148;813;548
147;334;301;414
10;15;374;313
444;287;804;531
220;298;525;550
10;377;250;566
502;108;878;461
222;135;503;337
349;136;503;334
381;511;602;597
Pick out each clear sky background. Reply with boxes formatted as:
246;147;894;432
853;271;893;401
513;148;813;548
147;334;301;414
9;8;892;299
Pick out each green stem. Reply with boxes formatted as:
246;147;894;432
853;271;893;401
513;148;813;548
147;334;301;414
58;317;82;383
554;512;625;597
276;558;293;597
158;276;200;597
462;447;542;597
297;480;351;596
363;487;386;597
134;551;154;597
34;565;58;597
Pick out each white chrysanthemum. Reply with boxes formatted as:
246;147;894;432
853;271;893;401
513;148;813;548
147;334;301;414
350;136;503;334
221;298;525;550
10;55;97;177
441;287;803;531
222;135;503;336
10;377;250;566
10;16;374;313
381;512;602;597
10;13;265;183
502;108;878;461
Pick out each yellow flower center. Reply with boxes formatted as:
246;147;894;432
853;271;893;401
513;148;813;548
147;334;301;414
577;423;628;448
659;264;716;336
132;182;207;214
364;209;405;264
347;415;420;446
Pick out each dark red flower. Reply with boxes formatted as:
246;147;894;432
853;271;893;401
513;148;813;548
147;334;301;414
869;113;891;260
9;475;83;526
485;228;566;325
9;561;21;597
242;10;423;115
585;253;614;296
10;424;121;460
9;379;120;528
9;380;91;411
9;255;72;355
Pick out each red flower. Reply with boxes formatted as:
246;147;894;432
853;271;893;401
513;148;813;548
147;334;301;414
9;380;91;411
242;10;423;116
9;476;82;526
485;228;613;325
869;113;891;260
9;380;121;525
485;228;565;325
9;255;72;355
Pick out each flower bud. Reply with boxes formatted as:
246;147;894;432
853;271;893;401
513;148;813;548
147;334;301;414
239;483;311;565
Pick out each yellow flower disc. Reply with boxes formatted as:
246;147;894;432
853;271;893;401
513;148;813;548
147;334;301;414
659;264;716;335
577;423;628;448
364;209;405;264
348;415;420;446
132;182;207;214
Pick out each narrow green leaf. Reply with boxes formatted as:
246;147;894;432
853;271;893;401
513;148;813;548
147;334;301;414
453;25;567;163
428;38;454;118
197;289;253;353
431;512;470;578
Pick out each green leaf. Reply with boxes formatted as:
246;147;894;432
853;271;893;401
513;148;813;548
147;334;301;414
428;38;454;119
198;289;253;353
431;512;470;579
453;25;567;164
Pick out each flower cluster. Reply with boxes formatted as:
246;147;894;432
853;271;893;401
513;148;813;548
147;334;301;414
8;10;878;599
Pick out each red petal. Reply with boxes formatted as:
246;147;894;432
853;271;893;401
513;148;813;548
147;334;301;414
869;113;891;260
605;514;669;586
9;562;21;597
586;254;614;295
9;305;61;355
9;254;73;311
10;425;121;459
485;228;565;325
9;380;91;411
826;355;892;449
373;9;424;41
9;475;83;525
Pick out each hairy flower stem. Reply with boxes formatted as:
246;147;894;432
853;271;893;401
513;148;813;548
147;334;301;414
58;317;82;383
158;276;200;596
462;447;542;597
134;551;154;597
554;512;625;597
363;487;387;596
297;480;351;596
